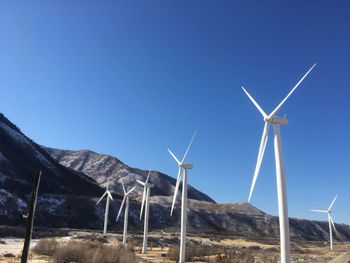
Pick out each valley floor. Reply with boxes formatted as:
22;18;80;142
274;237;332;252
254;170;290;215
0;230;349;262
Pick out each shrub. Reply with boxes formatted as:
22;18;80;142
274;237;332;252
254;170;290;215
33;238;58;256
167;243;225;262
33;239;136;263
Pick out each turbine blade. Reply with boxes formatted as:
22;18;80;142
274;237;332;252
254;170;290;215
181;131;197;164
106;176;110;191
146;161;153;184
171;167;182;216
116;196;126;222
140;186;146;220
248;122;270;202
329;214;337;232
107;191;113;200
328;195;338;211
126;186;136;195
168;149;181;165
121;179;126;194
241;86;267;119
268;63;317;119
96;191;107;205
136;179;146;186
311;209;328;213
146;169;152;184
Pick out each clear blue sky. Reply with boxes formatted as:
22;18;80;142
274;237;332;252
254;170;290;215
1;1;349;224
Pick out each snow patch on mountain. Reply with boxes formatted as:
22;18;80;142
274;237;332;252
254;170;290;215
37;195;65;214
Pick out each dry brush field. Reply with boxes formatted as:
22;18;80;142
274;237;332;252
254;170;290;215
0;230;349;263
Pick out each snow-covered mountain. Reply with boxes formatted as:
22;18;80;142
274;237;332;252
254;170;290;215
1;113;350;243
43;147;215;203
0;113;104;225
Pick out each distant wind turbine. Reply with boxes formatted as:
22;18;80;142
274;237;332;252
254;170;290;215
96;176;113;235
116;179;136;245
242;64;316;263
311;195;338;250
137;167;154;254
168;132;196;263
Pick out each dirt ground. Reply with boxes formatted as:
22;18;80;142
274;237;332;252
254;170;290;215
0;231;349;263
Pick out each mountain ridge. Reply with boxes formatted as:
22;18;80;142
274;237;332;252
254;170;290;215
43;146;216;203
0;113;349;243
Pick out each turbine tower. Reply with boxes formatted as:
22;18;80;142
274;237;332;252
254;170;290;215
168;132;196;263
116;179;136;245
311;195;338;250
96;176;113;235
242;64;316;263
137;167;154;254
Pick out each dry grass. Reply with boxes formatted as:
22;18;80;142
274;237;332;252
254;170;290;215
33;239;136;263
33;238;58;256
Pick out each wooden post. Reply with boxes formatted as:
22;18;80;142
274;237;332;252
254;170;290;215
21;170;41;263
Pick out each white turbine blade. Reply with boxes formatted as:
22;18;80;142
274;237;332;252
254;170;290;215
96;191;107;205
121;179;126;194
146;161;153;184
268;63;317;119
106;176;110;191
126;186;136;195
329;214;337;232
116;196;126;222
170;166;182;216
241;86;267;119
328;195;338;211
140;186;146;220
107;191;113;200
145;170;152;184
248;122;270;202
311;209;328;213
168;149;181;165
136;179;146;186
181;132;196;164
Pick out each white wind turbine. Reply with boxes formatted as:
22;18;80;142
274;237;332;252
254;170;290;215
116;179;136;245
168;133;196;263
311;195;338;250
96;176;113;235
137;168;154;254
242;64;316;263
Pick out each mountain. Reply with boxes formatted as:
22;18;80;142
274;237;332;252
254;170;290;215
0;113;104;225
43;147;215;203
0;113;350;243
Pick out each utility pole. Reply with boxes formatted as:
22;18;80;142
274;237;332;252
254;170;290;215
21;170;41;263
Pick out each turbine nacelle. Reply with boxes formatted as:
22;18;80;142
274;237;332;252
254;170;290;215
270;116;288;126
182;164;193;169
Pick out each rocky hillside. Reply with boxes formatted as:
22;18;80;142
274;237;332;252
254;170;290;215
43;147;215;203
0;113;350;243
0;113;104;225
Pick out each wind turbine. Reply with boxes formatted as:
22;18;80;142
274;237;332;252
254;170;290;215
116;179;136;245
137;167;154;254
96;176;113;235
242;64;316;263
311;195;338;250
168;132;196;263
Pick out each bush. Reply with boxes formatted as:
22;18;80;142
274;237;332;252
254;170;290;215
33;238;58;256
167;243;225;262
33;239;136;263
